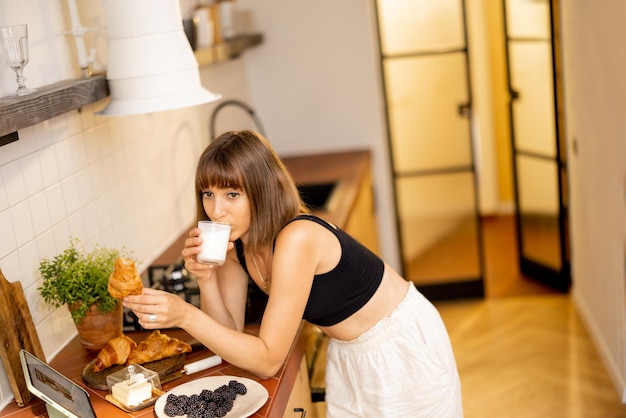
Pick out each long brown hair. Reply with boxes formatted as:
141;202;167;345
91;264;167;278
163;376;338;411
195;130;308;252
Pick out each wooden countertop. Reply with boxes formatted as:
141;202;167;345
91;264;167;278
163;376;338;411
0;324;316;418
0;149;371;418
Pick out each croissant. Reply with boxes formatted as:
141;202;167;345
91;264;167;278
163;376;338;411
126;330;192;365
108;257;144;299
93;334;137;373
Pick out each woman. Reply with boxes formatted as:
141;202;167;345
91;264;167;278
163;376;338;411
124;130;463;417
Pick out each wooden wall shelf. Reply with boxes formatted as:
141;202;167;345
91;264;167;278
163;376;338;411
0;75;109;138
194;33;263;66
0;33;263;142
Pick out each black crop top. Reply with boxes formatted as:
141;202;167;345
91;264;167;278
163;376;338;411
235;214;384;326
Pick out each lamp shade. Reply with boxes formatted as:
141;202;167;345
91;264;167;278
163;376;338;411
97;0;221;116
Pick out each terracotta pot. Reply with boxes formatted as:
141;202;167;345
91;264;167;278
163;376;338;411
70;301;123;351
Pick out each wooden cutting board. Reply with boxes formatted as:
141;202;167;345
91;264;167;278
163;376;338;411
0;269;46;407
82;354;186;390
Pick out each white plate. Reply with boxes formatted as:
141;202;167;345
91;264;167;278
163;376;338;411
154;376;268;418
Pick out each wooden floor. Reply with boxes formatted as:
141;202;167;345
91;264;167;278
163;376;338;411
480;215;560;298
437;215;626;417
310;215;626;417
436;295;626;417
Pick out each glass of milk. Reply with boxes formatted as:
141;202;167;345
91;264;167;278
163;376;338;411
197;221;231;265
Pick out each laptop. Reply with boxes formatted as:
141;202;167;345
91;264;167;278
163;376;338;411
19;349;97;418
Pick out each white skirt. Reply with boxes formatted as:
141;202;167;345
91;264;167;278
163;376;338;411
324;283;463;418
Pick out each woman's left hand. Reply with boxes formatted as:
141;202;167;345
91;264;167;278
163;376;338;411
122;288;189;329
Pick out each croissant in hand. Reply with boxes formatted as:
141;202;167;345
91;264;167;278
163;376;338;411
93;334;137;373
108;257;144;299
127;330;192;365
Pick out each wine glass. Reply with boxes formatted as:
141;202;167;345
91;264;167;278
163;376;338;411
0;24;36;96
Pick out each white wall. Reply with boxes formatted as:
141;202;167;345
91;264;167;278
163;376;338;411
560;0;626;402
0;0;74;95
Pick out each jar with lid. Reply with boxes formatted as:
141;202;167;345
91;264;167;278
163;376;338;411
217;0;238;40
193;2;217;48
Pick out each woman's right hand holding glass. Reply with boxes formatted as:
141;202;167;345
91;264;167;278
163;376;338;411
182;227;217;281
182;227;236;281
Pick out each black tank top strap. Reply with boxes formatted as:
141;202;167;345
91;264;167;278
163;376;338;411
237;215;330;278
287;214;338;231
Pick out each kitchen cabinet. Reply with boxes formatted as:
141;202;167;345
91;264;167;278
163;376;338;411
343;167;380;256
282;356;314;418
283;150;378;247
285;150;379;256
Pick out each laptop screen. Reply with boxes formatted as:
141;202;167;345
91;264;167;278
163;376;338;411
19;349;96;418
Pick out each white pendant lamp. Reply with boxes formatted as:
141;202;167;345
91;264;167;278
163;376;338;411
97;0;221;116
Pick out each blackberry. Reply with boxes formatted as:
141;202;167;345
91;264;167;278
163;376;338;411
220;398;234;411
163;402;184;417
218;388;237;402
214;407;228;418
188;399;207;413
163;380;248;417
177;394;190;409
200;389;213;400
228;380;248;395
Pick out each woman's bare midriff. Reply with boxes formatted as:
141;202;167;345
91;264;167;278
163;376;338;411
318;263;411;341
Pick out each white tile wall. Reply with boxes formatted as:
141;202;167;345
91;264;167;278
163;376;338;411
0;58;252;409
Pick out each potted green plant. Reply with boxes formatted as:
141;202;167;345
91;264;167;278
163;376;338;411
38;238;136;351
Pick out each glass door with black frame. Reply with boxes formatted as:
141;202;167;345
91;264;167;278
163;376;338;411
503;0;570;291
376;0;484;300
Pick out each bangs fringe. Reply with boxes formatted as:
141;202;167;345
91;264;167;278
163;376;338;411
197;152;243;190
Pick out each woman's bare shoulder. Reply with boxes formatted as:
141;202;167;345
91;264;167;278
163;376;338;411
275;217;341;273
277;216;335;245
